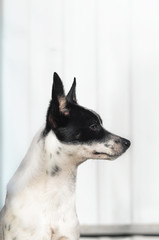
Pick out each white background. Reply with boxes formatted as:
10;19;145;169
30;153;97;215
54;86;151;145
1;0;159;226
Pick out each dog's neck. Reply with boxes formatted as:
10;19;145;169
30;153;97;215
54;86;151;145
42;131;78;192
7;127;78;200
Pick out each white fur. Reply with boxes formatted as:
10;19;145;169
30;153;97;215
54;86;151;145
0;125;123;240
0;127;80;240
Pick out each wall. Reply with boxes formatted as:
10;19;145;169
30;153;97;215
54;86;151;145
1;0;159;225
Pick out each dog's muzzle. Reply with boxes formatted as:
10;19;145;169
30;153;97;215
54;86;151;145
92;135;131;160
119;137;131;150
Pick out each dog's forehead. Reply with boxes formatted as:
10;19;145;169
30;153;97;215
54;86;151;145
70;104;102;123
89;109;103;124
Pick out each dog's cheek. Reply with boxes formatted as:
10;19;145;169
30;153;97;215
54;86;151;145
78;145;99;160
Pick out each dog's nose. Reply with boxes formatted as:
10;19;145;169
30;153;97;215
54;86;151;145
122;138;131;148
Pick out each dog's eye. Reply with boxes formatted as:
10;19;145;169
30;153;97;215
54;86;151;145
89;123;100;131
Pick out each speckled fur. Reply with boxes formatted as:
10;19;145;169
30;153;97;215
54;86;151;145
0;126;119;240
0;73;130;240
0;122;130;240
0;127;80;240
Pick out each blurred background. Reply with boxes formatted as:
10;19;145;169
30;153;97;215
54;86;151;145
1;0;159;238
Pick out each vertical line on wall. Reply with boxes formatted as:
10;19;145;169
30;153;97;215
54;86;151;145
129;0;134;224
61;0;65;80
0;0;3;208
94;0;101;224
27;0;31;141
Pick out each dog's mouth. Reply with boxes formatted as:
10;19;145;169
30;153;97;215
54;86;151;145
93;151;121;159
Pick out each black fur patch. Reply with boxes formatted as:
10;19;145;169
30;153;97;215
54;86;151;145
51;165;61;176
53;104;109;144
67;153;73;157
43;73;131;152
43;73;109;144
8;225;11;231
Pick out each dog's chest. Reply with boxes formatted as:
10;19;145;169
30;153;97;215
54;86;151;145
1;131;80;239
4;179;79;240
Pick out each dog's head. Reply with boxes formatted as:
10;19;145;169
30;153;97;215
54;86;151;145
44;73;130;162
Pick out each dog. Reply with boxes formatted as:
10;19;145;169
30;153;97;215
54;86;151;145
0;73;130;240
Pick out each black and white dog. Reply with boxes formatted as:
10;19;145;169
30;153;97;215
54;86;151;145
0;73;130;240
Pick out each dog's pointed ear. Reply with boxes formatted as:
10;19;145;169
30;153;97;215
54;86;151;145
46;73;69;129
66;78;77;104
52;72;65;100
51;72;69;115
